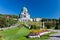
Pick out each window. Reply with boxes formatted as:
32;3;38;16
24;16;26;17
24;13;26;14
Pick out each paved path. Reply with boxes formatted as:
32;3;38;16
49;30;60;40
0;23;20;30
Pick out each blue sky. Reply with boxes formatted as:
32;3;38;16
0;0;60;18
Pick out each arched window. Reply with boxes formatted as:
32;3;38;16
24;15;26;18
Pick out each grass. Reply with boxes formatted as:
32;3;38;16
0;24;54;40
0;26;29;40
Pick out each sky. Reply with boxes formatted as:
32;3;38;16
0;0;60;18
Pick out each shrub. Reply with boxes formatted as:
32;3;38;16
0;17;17;28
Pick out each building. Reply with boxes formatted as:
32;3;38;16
33;18;42;22
6;16;11;19
18;7;31;22
18;7;42;22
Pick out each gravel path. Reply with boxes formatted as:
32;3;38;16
49;30;60;40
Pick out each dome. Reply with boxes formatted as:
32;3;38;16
22;7;28;12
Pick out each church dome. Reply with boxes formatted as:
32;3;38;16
22;7;28;12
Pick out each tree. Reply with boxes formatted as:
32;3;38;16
27;22;42;29
41;18;47;22
59;18;60;24
0;17;17;28
0;17;7;28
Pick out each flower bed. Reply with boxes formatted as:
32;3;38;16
28;29;51;38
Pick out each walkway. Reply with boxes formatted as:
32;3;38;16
49;30;60;40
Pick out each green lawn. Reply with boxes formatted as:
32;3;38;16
0;25;53;40
0;26;29;40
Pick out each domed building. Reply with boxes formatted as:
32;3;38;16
18;7;32;22
18;7;42;22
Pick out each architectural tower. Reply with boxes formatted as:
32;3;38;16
19;7;30;22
